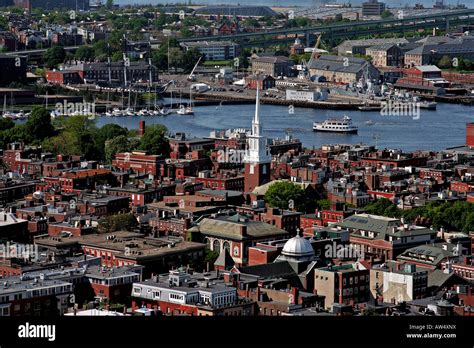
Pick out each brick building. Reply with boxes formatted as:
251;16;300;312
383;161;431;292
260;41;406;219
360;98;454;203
188;214;289;266
314;262;370;310
112;151;165;177
131;269;255;316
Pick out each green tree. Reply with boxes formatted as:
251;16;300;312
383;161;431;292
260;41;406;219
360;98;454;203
97;213;137;233
26;107;55;144
139;124;170;156
264;181;306;211
204;249;219;264
44;46;66;68
104;135;140;163
381;10;393;19
365;198;395;216
316;199;331;210
181;48;205;72
43;116;102;159
152;50;168;71
75;46;95;61
0;118;15;132
437;55;452;69
96;124;128;143
106;0;114;10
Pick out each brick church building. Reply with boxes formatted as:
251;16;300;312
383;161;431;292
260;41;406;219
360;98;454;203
244;88;272;192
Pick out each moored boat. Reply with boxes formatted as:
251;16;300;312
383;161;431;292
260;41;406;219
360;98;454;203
313;115;358;134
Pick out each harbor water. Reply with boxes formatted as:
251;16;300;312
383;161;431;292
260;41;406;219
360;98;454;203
95;101;473;152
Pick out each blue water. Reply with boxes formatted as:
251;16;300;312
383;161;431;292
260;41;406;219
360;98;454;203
95;101;473;152
115;0;472;8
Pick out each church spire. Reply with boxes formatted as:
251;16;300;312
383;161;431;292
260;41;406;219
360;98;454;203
254;85;260;126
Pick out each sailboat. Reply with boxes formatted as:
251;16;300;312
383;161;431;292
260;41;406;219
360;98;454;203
105;90;113;117
177;86;194;115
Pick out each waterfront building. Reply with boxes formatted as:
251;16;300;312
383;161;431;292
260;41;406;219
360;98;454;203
309;55;379;85
181;41;239;61
366;44;403;68
0;55;27;87
252;56;293;78
245;74;276;90
362;0;386;16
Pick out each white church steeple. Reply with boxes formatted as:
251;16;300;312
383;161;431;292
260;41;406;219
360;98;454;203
244;86;271;164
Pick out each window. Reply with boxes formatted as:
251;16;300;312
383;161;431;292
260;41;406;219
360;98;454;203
213;240;221;254
153;291;161;299
133;287;141;295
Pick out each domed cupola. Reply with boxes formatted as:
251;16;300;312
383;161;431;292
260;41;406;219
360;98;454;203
280;230;315;261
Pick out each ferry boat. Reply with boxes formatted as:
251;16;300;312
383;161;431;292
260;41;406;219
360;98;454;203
313;115;358;134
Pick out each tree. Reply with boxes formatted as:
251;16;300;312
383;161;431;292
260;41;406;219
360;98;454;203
139;124;170;156
169;47;184;72
104;135;140;163
96;124;128;143
381;10;393;19
44;46;66;68
264;181;306;212
437;55;452;69
152;50;168;71
26;107;54;144
43;116;102;159
365;198;395;216
97;213;137;233
181;48;205;72
75;46;95;61
204;249;219;265
111;51;123;62
316;199;331;210
0;117;15;132
106;0;114;10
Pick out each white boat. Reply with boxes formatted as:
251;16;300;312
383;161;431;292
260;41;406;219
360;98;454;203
418;101;437;110
177;105;194;115
313;115;358;134
137;109;150;116
160;108;171;116
124;108;135;116
4;111;18;120
112;108;123;117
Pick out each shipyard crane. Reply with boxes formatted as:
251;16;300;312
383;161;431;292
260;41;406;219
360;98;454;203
297;33;323;81
187;56;203;81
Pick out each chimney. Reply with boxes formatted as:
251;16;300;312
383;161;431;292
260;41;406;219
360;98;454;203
138;120;146;137
291;287;299;305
